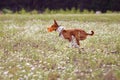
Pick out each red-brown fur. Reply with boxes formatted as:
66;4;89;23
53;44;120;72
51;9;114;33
47;20;94;47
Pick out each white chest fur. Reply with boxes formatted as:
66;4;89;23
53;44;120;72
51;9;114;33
56;26;64;38
56;26;64;33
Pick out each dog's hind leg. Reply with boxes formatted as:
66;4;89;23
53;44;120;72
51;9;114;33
71;36;80;48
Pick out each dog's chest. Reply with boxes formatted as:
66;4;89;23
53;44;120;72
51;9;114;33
59;34;65;39
57;26;65;39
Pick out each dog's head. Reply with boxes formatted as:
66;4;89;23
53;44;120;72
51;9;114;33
47;20;59;32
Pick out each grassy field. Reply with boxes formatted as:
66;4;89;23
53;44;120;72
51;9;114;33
0;14;120;80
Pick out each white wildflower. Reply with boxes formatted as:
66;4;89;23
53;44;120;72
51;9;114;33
31;66;35;71
89;69;93;72
3;71;9;75
0;67;3;69
22;70;26;73
80;72;84;76
24;75;28;80
28;72;34;77
26;63;30;66
17;64;22;69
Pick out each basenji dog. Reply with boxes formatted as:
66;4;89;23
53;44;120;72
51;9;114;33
47;20;94;48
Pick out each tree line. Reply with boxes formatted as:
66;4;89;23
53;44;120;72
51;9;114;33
0;0;120;13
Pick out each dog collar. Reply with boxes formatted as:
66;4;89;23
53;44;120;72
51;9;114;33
56;26;64;36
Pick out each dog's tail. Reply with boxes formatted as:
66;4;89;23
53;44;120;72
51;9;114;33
87;31;94;36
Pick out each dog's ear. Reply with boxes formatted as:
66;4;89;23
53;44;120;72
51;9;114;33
54;19;58;25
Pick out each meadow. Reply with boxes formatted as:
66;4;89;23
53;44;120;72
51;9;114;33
0;14;120;80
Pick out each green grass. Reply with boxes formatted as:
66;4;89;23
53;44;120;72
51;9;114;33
0;14;120;80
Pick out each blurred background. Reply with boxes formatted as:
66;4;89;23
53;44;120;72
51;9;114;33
0;0;120;14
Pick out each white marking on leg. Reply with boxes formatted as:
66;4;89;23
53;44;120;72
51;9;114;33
70;36;79;48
